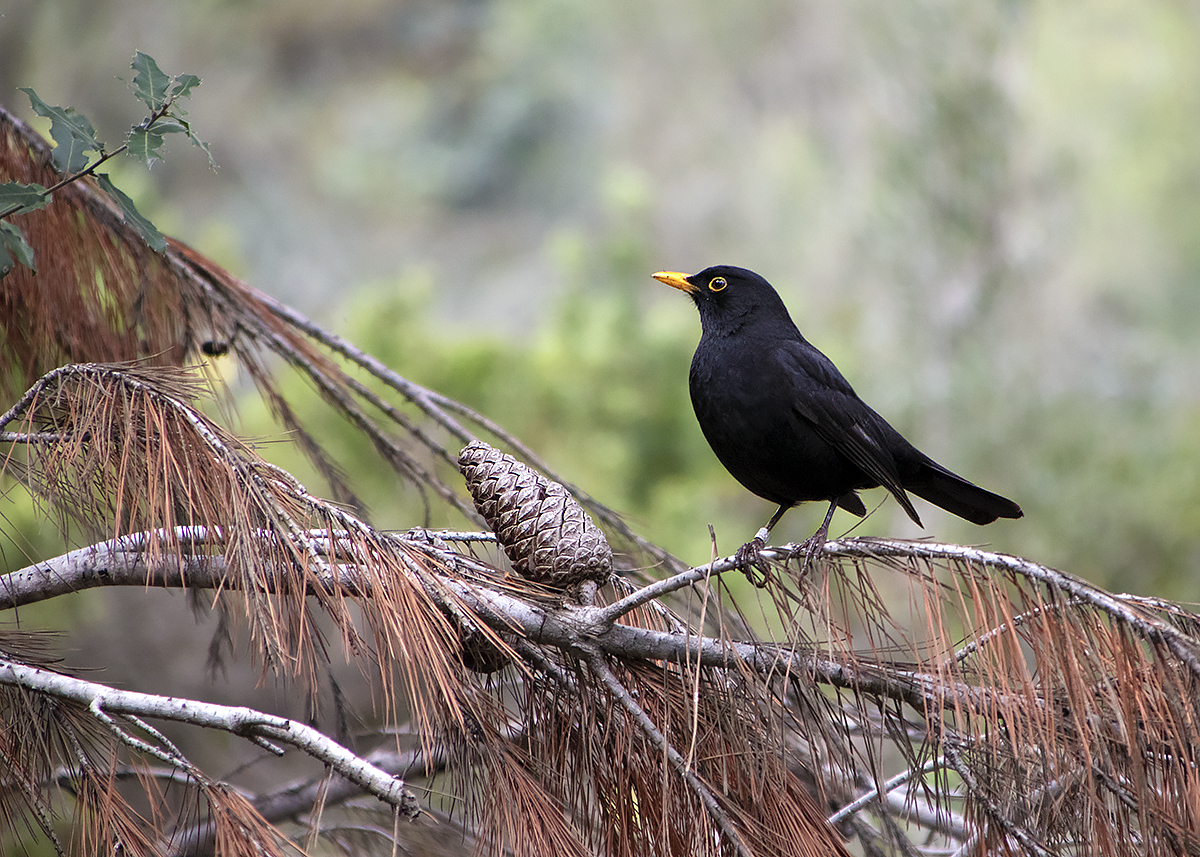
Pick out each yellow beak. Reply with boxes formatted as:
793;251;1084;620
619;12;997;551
652;271;696;293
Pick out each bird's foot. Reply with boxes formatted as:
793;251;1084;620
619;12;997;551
798;531;828;571
735;530;774;588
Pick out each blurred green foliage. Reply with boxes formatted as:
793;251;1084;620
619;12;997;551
232;217;749;564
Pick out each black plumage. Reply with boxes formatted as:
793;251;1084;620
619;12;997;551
654;265;1022;566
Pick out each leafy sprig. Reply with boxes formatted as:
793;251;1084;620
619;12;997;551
0;51;212;274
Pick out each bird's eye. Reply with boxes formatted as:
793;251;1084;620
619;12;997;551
708;277;727;292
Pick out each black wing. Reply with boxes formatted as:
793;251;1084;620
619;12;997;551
775;339;923;526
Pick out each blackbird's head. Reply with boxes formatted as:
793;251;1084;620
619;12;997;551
653;265;793;333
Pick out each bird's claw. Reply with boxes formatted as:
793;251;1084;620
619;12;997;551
735;536;773;588
798;532;827;570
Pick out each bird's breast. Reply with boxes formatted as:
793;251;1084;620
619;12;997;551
688;338;865;505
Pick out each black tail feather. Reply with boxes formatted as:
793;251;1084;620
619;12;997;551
906;462;1023;526
837;491;868;517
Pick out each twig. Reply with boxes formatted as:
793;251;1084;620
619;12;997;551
403;529;499;545
51;763;217;793
0;99;180;220
948;833;982;857
827;755;944;824
0;364;71;431
822;537;1200;681
940;737;1052;857
584;648;754;857
167;743;450;857
88;703;195;769
0;431;67;443
253;292;477;444
953;598;1085;664
881;787;968;840
597;555;740;627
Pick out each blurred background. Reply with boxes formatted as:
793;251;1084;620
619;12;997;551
3;0;1199;627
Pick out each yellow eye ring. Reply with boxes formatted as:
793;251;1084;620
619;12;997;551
709;277;727;292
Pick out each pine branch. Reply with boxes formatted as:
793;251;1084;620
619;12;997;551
4;355;1199;853
11;523;1192;812
166;742;449;857
9;523;1200;853
826;756;945;825
0;656;421;818
585;648;755;857
824;537;1200;680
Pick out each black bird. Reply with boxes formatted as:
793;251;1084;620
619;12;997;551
654;265;1022;568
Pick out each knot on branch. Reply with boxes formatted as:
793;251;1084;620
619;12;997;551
458;441;613;591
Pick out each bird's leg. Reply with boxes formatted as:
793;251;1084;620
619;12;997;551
736;503;792;586
800;499;839;569
755;503;792;544
753;501;792;540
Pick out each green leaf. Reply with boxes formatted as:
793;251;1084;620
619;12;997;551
151;118;189;135
94;173;167;252
127;127;166;165
20;87;102;173
0;182;51;215
169;73;202;101
131;51;171;111
0;221;36;275
176;118;216;169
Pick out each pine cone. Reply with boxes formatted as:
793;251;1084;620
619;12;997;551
458;441;613;591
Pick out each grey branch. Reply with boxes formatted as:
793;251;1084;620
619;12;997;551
0;656;421;820
167;743;447;857
585;648;754;857
0;528;1071;718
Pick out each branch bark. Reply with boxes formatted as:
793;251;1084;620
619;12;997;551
0;657;421;820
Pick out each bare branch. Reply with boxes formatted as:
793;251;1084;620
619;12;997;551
827;756;945;825
0;656;421;819
821;537;1200;680
597;554;739;625
167;743;448;857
